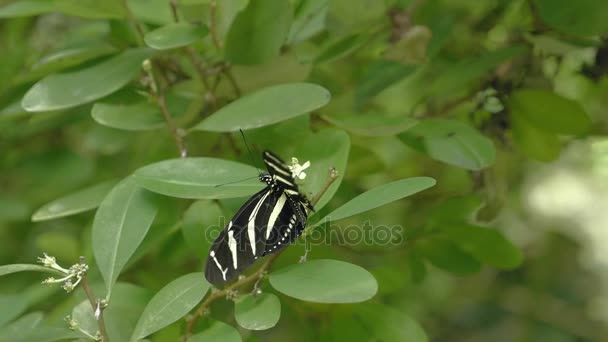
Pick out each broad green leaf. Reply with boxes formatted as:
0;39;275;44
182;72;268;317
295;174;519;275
327;0;385;34
0;264;63;277
22;48;154;112
91;94;188;131
442;223;523;269
269;259;377;303
0;1;54;18
356;304;428;342
322;113;417;136
533;0;608;37
181;200;223;261
0;312;43;341
399;119;496;170
189;321;241;342
54;0;126;19
192;83;330;132
32;44;118;74
133;158;262;199
214;0;250;43
72;300;97;337
355;60;417;107
130;273;210;341
0;295;28;327
225;0;292;64
319;177;436;223
295;129;350;210
104;283;151;341
32;180;117;221
314;33;368;64
9;327;79;342
288;0;328;43
418;238;480;275
92;177;159;298
234;293;281;330
511;107;561;162
509;89;591;135
144;23;209;50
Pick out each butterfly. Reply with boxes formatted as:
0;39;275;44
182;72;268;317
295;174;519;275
204;150;314;285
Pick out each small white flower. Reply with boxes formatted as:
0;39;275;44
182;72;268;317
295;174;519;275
288;157;311;180
94;300;102;320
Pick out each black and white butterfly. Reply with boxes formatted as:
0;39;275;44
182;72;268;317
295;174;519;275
204;150;314;285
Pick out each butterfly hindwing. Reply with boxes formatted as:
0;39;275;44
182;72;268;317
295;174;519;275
204;188;280;285
263;193;309;255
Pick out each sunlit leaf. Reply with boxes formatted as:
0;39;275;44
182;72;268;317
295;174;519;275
234;293;281;330
144;23;209;50
399;119;496;170
130;273;210;341
92;177;159;298
319;177;436;223
133;158;262;199
189;320;241;342
32;180;117;221
193;83;330;132
22;48;154;112
269;259;377;303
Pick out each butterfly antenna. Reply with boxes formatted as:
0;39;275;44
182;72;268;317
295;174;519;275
239;129;263;176
214;175;260;188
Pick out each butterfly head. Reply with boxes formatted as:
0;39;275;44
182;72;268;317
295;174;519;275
259;173;273;186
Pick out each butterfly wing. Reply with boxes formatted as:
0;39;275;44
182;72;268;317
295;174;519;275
204;187;280;285
263;193;310;255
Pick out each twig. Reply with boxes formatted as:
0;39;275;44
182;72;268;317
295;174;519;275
143;60;188;157
182;168;340;340
222;64;242;98
169;0;179;22
79;257;109;342
208;0;222;49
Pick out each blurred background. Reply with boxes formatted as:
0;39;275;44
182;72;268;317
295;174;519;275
1;0;608;341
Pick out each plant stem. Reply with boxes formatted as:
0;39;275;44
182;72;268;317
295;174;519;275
120;0;146;45
79;257;110;342
182;167;340;341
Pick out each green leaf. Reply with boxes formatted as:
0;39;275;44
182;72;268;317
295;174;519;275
355;60;417;107
288;0;328;43
189;321;241;342
31;44;118;74
144;23;209;50
511;107;561;162
356;304;428;342
104;283;151;341
0;264;63;277
234;293;281;330
314;33;368;64
418;238;481;275
269;259;377;303
295;128;350;210
193;83;330;132
442;223;523;270
319;177;436;223
509;89;591;135
225;0;292;64
0;295;27;327
31;180;117;221
130;273;210;341
399;119;496;170
322;113;417;137
181;200;223;261
0;1;54;18
129;0;174;24
92;177;159;298
9;327;79;342
0;312;43;341
22;48;154;112
133;158;262;199
533;0;608;37
71;300;97;337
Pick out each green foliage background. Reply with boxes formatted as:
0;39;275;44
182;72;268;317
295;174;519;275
1;0;608;341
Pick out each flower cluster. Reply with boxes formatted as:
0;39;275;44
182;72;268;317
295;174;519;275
38;253;88;292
